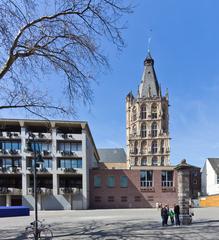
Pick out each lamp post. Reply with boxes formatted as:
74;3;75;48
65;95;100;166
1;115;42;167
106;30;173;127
26;133;44;240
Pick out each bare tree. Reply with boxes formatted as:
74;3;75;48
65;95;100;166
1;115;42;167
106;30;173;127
0;0;132;118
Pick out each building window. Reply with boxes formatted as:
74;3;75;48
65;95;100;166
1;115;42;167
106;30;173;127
59;159;82;168
132;107;137;121
107;176;115;187
151;122;157;137
135;196;141;202
152;156;158;166
134;141;138;154
121;196;127;202
217;175;219;184
161;171;173;187
160;140;164;153
141;123;147;138
0;158;21;170
0;141;21;152
140;170;153;187
134;157;138;166
141;140;147;154
141;104;147;119
151;140;157;153
193;180;198;185
94;196;101;202
132;125;137;137
160;157;164;166
57;141;82;153
43;159;52;168
141;157;147;166
108;196;114;202
94;176;101;188
151;104;157;119
120;176;128;188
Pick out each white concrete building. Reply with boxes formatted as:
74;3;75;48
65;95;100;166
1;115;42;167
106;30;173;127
201;158;219;196
0;119;99;210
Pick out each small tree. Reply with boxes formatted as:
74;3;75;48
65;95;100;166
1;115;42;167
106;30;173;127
0;0;132;118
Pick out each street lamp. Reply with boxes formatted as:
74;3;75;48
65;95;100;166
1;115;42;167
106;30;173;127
26;133;44;240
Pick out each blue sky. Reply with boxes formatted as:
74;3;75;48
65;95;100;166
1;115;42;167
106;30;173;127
2;0;219;167
77;0;219;167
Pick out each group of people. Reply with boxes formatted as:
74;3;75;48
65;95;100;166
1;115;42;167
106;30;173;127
160;204;180;227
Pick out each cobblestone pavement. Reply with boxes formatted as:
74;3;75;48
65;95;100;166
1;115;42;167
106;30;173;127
0;208;219;239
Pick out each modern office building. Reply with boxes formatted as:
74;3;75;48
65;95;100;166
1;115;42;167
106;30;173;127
0;119;99;210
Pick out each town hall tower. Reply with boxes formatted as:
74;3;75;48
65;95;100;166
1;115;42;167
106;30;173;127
126;52;170;168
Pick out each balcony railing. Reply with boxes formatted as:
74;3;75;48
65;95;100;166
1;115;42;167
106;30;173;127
28;187;52;195
59;187;79;195
0;132;21;138
7;188;22;195
0;149;21;156
162;181;173;187
0;166;21;174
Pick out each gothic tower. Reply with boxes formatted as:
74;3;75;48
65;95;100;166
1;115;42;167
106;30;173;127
126;52;170;168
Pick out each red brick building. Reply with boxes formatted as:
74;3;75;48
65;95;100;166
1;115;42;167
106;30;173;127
90;165;201;209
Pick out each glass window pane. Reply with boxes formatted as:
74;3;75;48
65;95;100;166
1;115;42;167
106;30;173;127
107;176;115;187
120;176;128;188
94;176;101;187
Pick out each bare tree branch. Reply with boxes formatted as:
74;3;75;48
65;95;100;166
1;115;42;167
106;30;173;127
0;0;132;118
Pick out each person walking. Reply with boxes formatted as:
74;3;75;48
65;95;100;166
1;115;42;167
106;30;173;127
174;204;180;226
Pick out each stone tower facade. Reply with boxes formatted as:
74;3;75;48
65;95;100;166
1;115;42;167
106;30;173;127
126;52;170;168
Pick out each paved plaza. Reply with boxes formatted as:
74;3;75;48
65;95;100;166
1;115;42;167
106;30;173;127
0;208;219;239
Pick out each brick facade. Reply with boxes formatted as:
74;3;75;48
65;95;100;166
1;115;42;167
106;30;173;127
90;168;178;209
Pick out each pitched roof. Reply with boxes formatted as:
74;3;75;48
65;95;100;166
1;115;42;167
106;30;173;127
138;52;160;98
208;158;219;174
97;148;127;163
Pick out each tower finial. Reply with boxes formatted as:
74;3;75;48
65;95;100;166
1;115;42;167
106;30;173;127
147;29;152;54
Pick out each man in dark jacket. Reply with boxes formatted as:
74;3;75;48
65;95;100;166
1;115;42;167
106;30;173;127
161;204;169;226
174;204;180;225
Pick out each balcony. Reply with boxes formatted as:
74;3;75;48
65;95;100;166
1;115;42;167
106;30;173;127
0;187;10;194
27;187;50;195
7;188;22;195
0;166;21;174
26;132;52;140
0;149;21;157
59;187;78;195
58;168;77;173
0;132;21;139
56;150;81;158
56;133;82;141
26;167;52;174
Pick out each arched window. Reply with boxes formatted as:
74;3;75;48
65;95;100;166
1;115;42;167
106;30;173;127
161;140;164;153
134;157;138;166
141;123;147;137
141;104;147;119
151;140;157;154
152;156;158;166
151;122;157;137
141;157;147;166
132;107;137;121
134;141;138;154
141;140;147;154
161;156;164;166
132;124;137;136
151;103;157;119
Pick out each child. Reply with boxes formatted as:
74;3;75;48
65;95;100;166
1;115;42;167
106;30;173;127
169;209;175;225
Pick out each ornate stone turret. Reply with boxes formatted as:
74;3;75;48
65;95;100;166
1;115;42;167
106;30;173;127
126;52;170;168
175;159;193;225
